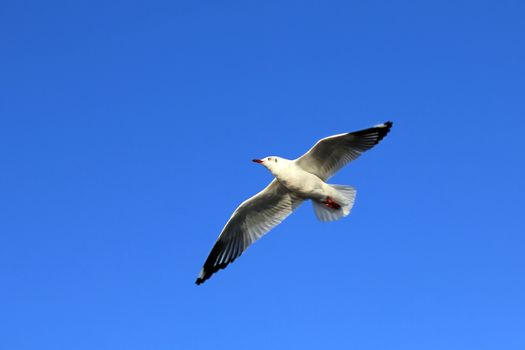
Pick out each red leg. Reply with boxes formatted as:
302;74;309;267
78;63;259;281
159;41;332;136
323;197;341;210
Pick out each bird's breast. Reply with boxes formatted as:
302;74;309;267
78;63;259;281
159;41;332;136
274;166;327;200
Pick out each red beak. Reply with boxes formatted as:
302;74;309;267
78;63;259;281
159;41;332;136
252;159;263;164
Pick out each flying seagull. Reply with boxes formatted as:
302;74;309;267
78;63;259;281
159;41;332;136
196;121;393;285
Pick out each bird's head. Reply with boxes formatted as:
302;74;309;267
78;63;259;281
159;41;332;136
252;156;287;174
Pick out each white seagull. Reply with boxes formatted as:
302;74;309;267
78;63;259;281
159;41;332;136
196;121;393;285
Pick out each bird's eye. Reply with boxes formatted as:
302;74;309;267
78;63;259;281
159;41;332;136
268;157;272;161
274;158;277;163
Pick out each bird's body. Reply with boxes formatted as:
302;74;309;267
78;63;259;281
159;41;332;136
196;121;393;285
266;158;332;202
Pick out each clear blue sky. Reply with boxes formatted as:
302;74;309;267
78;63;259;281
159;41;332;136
1;1;524;349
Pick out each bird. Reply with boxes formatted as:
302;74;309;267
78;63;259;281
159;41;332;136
195;121;393;285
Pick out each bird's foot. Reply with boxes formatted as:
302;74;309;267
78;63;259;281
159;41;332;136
323;197;341;210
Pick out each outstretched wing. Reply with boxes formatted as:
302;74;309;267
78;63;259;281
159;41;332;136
195;179;303;285
295;121;393;180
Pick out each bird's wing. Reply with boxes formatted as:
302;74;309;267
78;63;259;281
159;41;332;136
295;121;393;181
195;179;303;285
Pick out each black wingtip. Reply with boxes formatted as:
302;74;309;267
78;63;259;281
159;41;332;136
195;269;209;285
194;240;242;286
377;121;393;130
375;121;393;143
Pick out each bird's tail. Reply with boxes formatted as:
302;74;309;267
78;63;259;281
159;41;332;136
313;185;356;222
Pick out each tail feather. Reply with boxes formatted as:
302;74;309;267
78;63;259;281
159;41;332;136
313;185;356;222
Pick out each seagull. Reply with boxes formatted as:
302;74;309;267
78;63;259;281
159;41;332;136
195;121;393;285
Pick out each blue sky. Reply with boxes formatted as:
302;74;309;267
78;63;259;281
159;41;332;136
1;0;524;349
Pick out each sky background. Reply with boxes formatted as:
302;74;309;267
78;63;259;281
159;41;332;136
1;0;525;349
